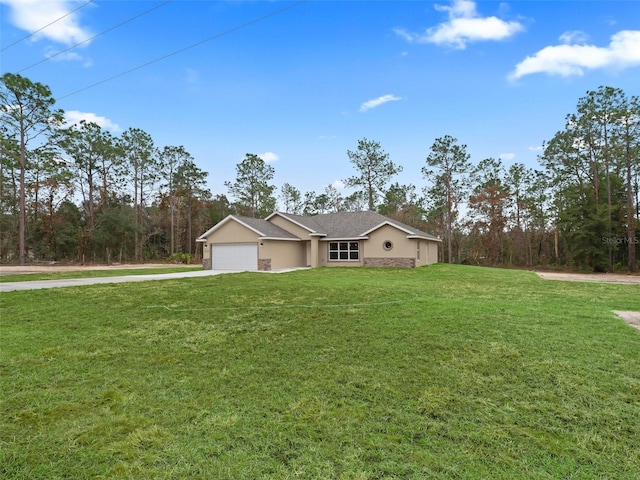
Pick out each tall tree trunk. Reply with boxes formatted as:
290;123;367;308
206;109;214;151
626;138;636;272
138;170;144;262
170;200;175;255
19;129;26;265
134;165;141;263
186;197;192;255
603;124;613;271
447;215;453;263
446;173;453;264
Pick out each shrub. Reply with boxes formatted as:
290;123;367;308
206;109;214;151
167;253;194;264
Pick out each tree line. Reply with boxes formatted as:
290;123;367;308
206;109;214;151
1;73;638;271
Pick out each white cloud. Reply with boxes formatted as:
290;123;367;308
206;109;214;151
360;94;403;112
394;29;416;43
510;30;640;80
259;152;279;162
559;30;589;45
0;0;93;46
528;145;543;152
331;180;346;190
394;0;523;49
499;153;515;161
44;45;84;62
64;111;120;132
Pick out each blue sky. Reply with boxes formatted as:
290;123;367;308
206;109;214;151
1;0;639;199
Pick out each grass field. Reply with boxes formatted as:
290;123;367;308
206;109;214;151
1;264;639;479
0;266;202;283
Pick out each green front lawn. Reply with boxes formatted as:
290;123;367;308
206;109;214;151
0;266;202;282
1;265;639;479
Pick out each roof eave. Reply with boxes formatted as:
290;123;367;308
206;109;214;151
321;236;369;242
407;234;442;242
196;216;234;241
197;215;266;240
259;236;301;241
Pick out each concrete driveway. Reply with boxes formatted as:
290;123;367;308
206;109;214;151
0;269;299;292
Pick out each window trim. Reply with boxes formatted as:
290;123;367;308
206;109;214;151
328;241;360;261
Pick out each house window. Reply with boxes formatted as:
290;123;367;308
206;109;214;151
329;241;359;261
383;241;393;251
417;241;421;259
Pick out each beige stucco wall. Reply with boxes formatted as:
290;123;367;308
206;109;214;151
425;241;439;265
408;239;439;266
315;225;440;268
366;225;417;259
201;221;260;262
261;240;307;270
415;240;424;267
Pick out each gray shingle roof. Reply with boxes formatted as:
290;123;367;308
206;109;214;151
275;211;439;240
235;216;300;239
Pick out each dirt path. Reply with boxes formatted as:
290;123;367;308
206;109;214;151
535;271;640;285
615;311;640;330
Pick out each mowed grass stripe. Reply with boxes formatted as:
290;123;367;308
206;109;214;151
0;266;202;283
1;265;639;479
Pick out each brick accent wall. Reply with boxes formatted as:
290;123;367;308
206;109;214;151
258;258;272;271
202;258;211;269
363;257;416;268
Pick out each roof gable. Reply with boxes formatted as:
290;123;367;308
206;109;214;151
265;212;323;236
197;215;299;242
361;220;414;237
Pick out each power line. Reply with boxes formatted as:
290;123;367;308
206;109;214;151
1;0;94;52
17;0;175;74
58;0;309;101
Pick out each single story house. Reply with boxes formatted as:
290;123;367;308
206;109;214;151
197;210;440;271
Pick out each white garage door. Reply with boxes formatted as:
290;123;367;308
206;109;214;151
212;244;258;271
